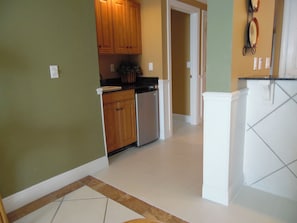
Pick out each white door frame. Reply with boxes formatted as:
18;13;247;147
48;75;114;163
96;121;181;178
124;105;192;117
200;10;207;120
166;0;200;137
279;0;289;77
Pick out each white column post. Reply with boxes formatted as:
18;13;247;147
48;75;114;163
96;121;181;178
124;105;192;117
202;89;248;205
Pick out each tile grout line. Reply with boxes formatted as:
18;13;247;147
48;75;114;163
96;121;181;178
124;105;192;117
250;127;285;165
7;180;85;222
251;165;287;186
249;83;297;129
83;176;189;223
50;196;64;223
103;198;109;223
252;160;297;185
246;123;252;131
250;127;297;182
249;97;291;129
286;159;297;178
247;83;297;185
276;82;297;99
63;197;107;202
276;82;297;105
8;176;189;223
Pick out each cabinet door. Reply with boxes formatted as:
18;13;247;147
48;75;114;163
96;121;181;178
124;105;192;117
126;0;142;54
103;102;121;152
112;0;129;54
103;95;136;153
112;0;141;54
118;99;137;147
94;0;114;54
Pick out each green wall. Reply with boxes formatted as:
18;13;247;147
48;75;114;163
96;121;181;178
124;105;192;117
206;0;234;92
0;0;105;197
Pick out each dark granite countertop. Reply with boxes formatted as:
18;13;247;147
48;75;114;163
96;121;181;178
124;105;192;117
100;77;159;93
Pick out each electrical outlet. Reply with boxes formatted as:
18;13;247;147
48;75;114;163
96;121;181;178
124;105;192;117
265;57;270;69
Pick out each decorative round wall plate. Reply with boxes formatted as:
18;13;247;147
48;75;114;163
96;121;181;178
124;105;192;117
250;0;260;12
248;17;259;48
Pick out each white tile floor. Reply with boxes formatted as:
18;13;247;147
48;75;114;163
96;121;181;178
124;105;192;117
93;119;297;223
14;119;297;223
14;186;143;223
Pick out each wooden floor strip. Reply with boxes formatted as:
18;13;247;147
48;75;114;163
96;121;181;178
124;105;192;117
7;181;84;222
81;176;188;223
7;176;188;223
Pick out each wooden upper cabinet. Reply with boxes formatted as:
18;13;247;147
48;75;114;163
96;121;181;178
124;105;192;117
113;0;142;54
94;0;114;54
95;0;142;55
126;0;142;54
112;0;127;54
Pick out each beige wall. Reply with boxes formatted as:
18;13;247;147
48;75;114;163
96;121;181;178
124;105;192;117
171;10;190;115
231;0;275;90
139;0;164;78
179;0;207;10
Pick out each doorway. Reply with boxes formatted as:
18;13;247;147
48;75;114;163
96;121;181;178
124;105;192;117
171;9;191;125
167;0;202;137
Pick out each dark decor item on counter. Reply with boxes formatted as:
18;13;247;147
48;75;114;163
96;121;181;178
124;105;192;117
117;61;143;84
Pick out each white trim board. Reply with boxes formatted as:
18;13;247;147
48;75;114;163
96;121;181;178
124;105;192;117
96;88;108;156
158;79;172;139
3;156;109;213
202;89;248;206
172;113;191;123
167;0;201;134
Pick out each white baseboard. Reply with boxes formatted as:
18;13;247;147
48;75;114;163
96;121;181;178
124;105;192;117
202;183;229;206
3;156;109;212
172;113;191;123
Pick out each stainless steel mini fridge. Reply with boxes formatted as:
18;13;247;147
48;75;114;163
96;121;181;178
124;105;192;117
135;89;159;146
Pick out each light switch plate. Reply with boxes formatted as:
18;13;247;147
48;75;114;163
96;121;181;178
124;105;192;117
110;64;115;72
265;57;271;69
258;57;263;70
187;61;191;68
148;62;153;71
253;57;258;70
49;65;59;79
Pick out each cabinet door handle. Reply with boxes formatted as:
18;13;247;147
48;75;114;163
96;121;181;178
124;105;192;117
116;107;123;111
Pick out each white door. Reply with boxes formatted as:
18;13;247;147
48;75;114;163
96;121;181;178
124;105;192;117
280;0;297;77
